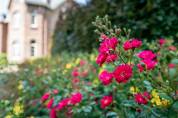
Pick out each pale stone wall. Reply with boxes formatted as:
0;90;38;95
7;0;27;63
25;6;48;59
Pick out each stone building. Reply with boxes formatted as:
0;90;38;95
0;0;73;63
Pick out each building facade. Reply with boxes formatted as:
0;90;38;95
0;0;71;63
0;21;8;53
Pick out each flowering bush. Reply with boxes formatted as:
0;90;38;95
91;16;178;117
42;16;178;117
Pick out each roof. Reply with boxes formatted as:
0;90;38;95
8;0;66;10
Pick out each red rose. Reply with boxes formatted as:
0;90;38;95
70;92;83;105
137;50;156;60
58;98;70;110
53;89;59;95
159;38;166;46
168;63;175;69
134;92;151;104
137;63;144;72
72;78;80;84
100;95;113;109
123;38;142;51
168;46;177;51
47;98;54;109
141;60;157;70
96;53;107;66
41;92;50;102
113;64;133;83
99;70;113;85
71;69;79;77
49;108;57;118
106;53;118;63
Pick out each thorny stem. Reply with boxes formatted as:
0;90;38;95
117;47;126;64
129;49;135;65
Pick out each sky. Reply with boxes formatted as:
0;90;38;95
0;0;87;14
0;0;9;14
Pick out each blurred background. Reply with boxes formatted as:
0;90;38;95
0;0;178;59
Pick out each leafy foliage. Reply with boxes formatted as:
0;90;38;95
53;0;178;54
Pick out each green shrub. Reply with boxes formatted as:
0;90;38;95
53;0;178;53
0;53;8;66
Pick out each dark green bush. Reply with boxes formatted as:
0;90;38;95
53;0;178;54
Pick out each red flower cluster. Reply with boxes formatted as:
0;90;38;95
72;78;80;85
41;90;60;110
41;92;50;102
58;98;71;110
113;64;133;83
137;50;156;60
134;92;151;104
70;92;83;105
96;37;118;66
71;65;89;79
123;38;142;51
99;70;113;85
137;50;157;72
141;60;157;70
53;89;59;95
57;92;83;110
47;98;54;109
100;95;113;109
41;91;82;118
159;38;166;46
50;108;57;118
71;68;79;77
168;63;175;69
168;46;177;51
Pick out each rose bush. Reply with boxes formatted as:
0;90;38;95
41;16;178;118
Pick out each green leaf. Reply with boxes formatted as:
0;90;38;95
122;100;137;107
171;59;178;64
172;101;178;111
159;93;173;102
169;68;176;77
83;106;92;113
143;80;153;92
106;112;117;117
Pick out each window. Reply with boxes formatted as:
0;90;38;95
13;11;21;29
30;40;36;57
12;40;21;57
31;11;38;28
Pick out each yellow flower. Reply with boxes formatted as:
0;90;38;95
151;98;162;106
75;58;80;65
129;86;139;94
18;81;23;90
93;78;99;86
13;102;23;115
161;99;170;107
90;54;96;61
155;98;162;106
99;65;106;74
5;115;13;118
62;69;67;74
151;89;159;98
65;63;72;69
